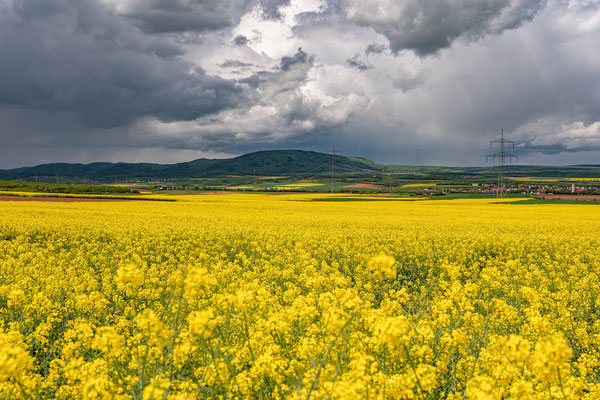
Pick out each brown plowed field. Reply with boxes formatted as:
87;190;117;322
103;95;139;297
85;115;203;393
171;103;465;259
0;196;131;202
540;195;600;201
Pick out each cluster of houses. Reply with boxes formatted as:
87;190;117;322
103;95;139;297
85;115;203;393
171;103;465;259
421;183;600;196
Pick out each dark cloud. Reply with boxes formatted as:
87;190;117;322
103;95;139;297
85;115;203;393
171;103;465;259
365;43;387;55
259;0;291;19
346;54;372;71
280;48;313;71
232;34;250;45
340;0;547;56
239;74;262;89
219;60;254;68
100;0;253;33
0;0;241;128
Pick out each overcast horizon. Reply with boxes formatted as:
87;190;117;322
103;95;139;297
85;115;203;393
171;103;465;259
1;0;600;169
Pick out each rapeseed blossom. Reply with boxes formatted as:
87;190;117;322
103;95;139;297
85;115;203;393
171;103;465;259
0;193;599;398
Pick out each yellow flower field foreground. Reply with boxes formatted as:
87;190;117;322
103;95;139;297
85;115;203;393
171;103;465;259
1;194;600;399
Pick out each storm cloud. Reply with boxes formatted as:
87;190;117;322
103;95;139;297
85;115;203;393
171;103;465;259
259;0;292;19
340;0;547;55
99;0;253;33
346;54;372;71
1;0;599;168
0;0;241;128
280;48;312;70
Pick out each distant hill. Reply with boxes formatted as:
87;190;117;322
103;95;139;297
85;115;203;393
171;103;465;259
3;150;600;183
0;150;382;182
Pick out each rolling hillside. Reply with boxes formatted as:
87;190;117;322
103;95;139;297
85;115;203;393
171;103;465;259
2;149;600;184
0;150;381;182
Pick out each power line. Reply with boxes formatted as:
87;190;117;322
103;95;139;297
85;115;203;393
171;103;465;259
383;167;393;194
297;159;332;183
487;129;518;198
330;145;341;193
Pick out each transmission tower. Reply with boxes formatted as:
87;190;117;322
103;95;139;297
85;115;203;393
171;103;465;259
330;145;340;193
487;129;518;198
386;168;393;195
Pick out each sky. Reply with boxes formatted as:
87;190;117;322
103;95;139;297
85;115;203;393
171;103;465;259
1;0;599;168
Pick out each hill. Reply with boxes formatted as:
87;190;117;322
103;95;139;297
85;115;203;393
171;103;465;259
2;150;600;184
0;150;381;182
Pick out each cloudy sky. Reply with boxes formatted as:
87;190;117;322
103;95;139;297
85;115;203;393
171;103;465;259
1;0;599;168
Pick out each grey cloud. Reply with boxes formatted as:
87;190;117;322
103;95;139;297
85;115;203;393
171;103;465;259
340;0;547;56
233;34;250;45
281;48;313;71
101;0;293;34
376;2;600;163
0;0;241;128
365;43;387;55
219;60;254;68
392;76;424;93
239;74;263;89
259;0;291;19
346;54;373;71
100;0;253;33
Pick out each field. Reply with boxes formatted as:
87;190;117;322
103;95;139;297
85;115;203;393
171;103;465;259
1;194;600;398
0;180;137;195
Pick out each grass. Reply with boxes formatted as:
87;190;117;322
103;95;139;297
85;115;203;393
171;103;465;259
0;180;137;194
0;191;175;201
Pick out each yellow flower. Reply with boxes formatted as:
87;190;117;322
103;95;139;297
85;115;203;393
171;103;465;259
2;193;600;398
465;376;501;400
115;263;145;291
82;376;109;400
143;377;169;400
532;334;573;382
92;326;124;355
368;254;396;279
0;330;33;381
184;266;215;296
505;334;531;363
7;288;26;308
187;308;221;338
374;315;411;349
135;309;171;347
509;379;534;399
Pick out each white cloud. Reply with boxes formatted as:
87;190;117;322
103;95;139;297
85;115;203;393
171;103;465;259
232;0;326;59
514;117;600;149
137;57;369;149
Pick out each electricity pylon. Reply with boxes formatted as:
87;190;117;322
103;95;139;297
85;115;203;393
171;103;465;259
330;145;340;193
487;129;518;198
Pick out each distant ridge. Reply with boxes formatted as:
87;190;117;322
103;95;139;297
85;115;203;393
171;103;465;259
0;150;382;182
3;150;600;183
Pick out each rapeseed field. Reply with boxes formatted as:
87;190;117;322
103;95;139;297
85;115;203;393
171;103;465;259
1;194;599;399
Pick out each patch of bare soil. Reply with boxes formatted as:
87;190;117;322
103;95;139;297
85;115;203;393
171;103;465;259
540;195;600;201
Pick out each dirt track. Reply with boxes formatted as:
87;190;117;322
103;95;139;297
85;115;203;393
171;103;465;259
0;196;131;202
